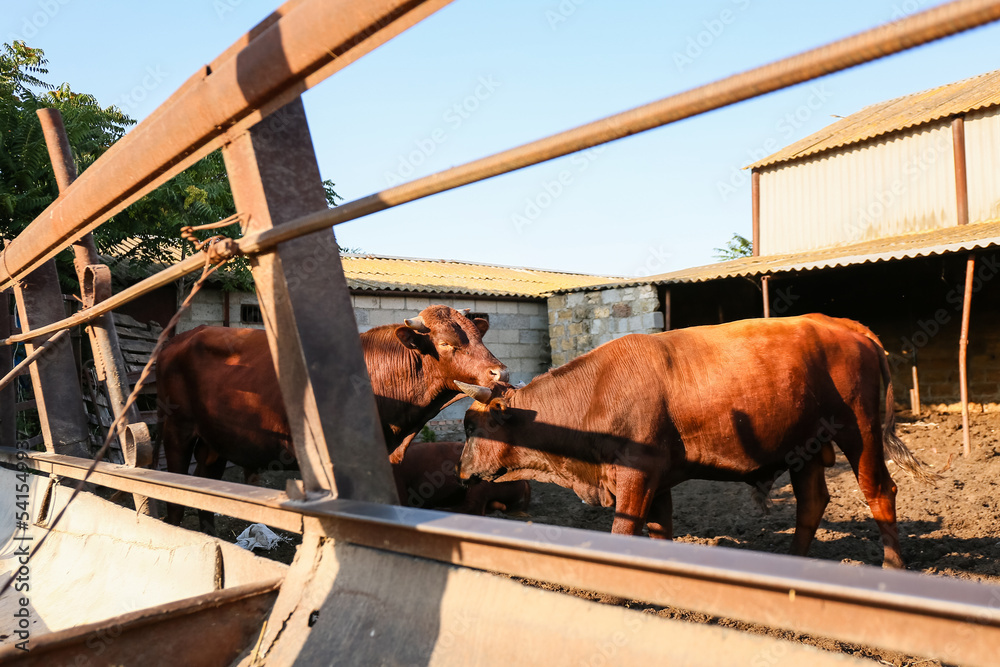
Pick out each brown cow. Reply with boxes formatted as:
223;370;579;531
393;441;530;515
456;314;938;569
156;305;507;532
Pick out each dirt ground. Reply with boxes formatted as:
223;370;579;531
186;409;1000;666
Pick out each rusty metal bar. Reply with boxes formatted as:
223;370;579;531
960;254;975;456
751;169;761;256
0;254;204;346
953;116;970;226
0;291;15;449
762;275;771;317
11;258;90;458
4;443;998;665
0;579;282;667
0;0;454;292
37;108;154;511
2;1;1000;295
222;98;397;503
309;501;1000;667
161;0;1000;256
911;364;922;414
0;447;303;533
7;2;1000;348
0;329;69;392
952;115;975;455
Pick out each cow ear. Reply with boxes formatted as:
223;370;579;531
395;326;427;350
488;397;509;422
472;317;489;336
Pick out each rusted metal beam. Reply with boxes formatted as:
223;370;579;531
308;501;1000;667
6;445;998;665
952;115;975;456
8;3;1000;348
959;254;975;456
0;330;69;392
11;260;90;458
762;275;771;318
0;0;454;292
0;447;303;533
4;2;1000;294
0;579;281;667
0;291;15;450
752;169;761;256
222;98;397;503
953;116;970;227
37;108;153;511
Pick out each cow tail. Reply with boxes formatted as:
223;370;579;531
864;329;942;484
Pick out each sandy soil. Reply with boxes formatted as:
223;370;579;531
189;410;999;666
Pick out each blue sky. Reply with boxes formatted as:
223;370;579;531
6;1;1000;278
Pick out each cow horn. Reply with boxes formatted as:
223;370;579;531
459;308;471;316
455;381;493;404
404;317;430;333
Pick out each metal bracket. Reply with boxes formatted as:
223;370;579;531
82;264;113;309
122;421;153;468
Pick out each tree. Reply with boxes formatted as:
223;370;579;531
1;41;344;294
713;233;753;261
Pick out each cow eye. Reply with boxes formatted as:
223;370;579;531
437;341;453;349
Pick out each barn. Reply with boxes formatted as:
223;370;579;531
548;67;1000;419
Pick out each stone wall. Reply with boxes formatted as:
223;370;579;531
547;284;664;366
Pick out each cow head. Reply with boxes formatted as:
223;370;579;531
454;381;523;482
394;305;509;389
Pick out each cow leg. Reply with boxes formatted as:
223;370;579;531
788;458;829;557
645;492;673;540
837;414;905;569
162;420;196;526
611;468;655;537
193;442;228;536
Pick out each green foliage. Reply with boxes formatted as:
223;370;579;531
419;425;437;443
1;41;348;295
713;233;753;261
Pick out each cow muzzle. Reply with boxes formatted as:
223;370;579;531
490;366;509;383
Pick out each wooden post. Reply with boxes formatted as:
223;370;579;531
222;98;396;502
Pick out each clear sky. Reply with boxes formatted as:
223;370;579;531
6;1;1000;279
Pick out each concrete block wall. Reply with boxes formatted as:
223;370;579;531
876;308;1000;412
351;294;550;386
175;289;551;421
351;294;550;421
176;290;265;333
547;285;664;366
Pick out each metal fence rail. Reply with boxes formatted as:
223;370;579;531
4;0;1000;664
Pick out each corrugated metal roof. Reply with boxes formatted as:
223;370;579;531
750;68;1000;170
103;241;617;297
341;254;619;298
561;219;1000;293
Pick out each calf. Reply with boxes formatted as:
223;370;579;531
393;441;530;515
456;314;938;568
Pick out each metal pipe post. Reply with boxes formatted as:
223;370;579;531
959;254;975;457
